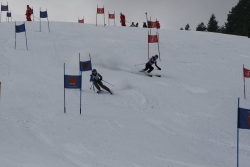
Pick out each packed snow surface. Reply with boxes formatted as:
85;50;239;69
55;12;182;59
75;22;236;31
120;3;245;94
0;21;250;167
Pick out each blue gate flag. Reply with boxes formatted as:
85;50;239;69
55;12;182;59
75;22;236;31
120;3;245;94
1;5;8;11
40;11;48;18
15;24;25;33
7;12;11;17
80;60;92;71
64;75;82;89
238;108;250;130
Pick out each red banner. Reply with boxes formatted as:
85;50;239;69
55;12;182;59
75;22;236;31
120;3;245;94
78;19;84;23
97;8;104;14
148;21;157;28
148;35;158;43
148;21;160;29
244;68;250;78
109;14;115;19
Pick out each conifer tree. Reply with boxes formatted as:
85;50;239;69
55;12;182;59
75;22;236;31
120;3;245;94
207;14;219;32
224;0;250;36
185;24;190;31
196;22;207;31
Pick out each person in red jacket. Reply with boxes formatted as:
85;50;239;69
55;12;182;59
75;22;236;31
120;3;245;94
26;5;32;21
120;13;126;26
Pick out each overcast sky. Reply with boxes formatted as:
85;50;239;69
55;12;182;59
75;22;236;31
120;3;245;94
3;0;239;30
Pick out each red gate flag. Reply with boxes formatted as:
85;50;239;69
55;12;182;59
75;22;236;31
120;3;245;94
156;21;160;29
148;30;160;60
148;35;158;43
78;19;84;23
109;14;115;19
96;5;105;26
243;65;250;99
148;21;157;28
148;18;160;29
97;8;104;14
244;67;250;78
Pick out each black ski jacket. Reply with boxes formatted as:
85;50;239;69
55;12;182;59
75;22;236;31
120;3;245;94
90;73;103;82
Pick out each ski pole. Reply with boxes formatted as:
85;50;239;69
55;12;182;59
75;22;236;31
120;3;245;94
102;80;114;86
90;83;95;91
135;63;146;66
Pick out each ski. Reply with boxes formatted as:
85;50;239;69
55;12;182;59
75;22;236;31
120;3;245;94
155;75;161;77
139;71;160;77
97;90;113;95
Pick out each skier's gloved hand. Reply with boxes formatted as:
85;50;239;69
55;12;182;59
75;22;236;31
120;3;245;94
158;67;161;70
99;77;102;81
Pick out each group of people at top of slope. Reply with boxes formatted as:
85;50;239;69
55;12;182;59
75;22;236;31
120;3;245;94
25;5;159;28
120;13;160;28
120;13;155;28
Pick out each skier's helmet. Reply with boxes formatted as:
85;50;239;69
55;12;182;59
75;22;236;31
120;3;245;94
92;69;97;73
155;55;159;59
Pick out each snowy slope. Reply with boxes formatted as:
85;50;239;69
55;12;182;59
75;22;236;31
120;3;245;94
0;21;250;167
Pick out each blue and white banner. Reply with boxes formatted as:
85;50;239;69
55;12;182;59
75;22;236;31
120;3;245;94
15;24;25;33
238;108;250;130
64;75;82;89
1;5;8;11
40;11;48;18
80;60;92;72
7;12;11;17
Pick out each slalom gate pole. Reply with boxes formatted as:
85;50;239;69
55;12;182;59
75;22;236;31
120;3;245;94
47;9;50;33
114;11;116;26
39;8;41;32
102;80;114;86
237;98;240;167
24;22;28;50
15;21;16;49
243;64;246;99
64;63;66;113
80;77;82;115
0;82;1;101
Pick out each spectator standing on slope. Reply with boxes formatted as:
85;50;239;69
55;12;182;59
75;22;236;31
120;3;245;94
130;22;135;27
120;13;126;26
25;5;32;21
